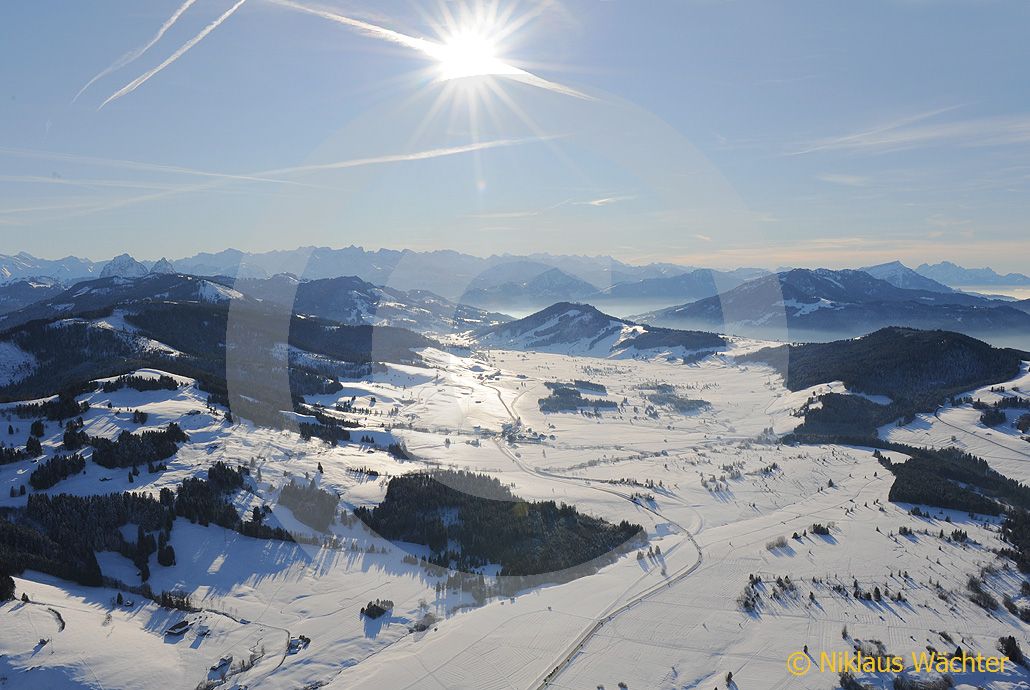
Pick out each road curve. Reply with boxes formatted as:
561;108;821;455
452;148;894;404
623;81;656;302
479;377;706;689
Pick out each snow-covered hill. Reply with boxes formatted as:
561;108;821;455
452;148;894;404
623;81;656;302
476;302;726;357
0;273;243;331
0;277;65;315
236;274;509;334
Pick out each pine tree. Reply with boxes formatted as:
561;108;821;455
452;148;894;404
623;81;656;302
157;544;176;567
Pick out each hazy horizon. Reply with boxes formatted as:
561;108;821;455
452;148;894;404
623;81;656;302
5;243;1029;279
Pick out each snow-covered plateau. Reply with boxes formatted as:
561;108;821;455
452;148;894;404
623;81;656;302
2;344;1029;690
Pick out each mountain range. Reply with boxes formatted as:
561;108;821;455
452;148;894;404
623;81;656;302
0;272;507;336
0;248;739;306
4;248;1026;295
0;273;246;332
237;274;509;333
915;261;1030;287
2;248;1028;346
0;275;434;413
635;267;1030;347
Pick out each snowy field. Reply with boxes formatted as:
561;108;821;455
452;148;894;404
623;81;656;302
1;348;1029;689
883;362;1030;483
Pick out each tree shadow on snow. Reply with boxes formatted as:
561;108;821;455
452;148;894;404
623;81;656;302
363;612;410;639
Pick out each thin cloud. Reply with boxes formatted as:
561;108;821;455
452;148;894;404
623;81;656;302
465;198;574;220
816;173;869;187
466;210;543;220
101;0;249;109
575;194;635;207
74;0;199;102
792;106;1030;155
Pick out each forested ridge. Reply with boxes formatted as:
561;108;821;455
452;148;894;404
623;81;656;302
745;327;1028;438
0;300;435;428
356;470;643;577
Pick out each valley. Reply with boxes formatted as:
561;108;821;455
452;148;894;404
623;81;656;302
1;308;1028;689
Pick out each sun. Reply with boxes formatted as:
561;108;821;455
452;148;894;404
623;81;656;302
433;30;517;81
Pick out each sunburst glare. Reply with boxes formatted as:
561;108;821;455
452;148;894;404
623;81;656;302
433;30;515;81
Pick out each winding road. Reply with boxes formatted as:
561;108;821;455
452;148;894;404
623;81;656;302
479;377;707;689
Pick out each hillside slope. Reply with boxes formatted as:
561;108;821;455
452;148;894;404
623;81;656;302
476;302;725;357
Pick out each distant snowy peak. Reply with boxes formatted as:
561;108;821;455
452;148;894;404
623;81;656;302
0;252;100;282
149;257;175;274
477;302;725;357
915;261;1030;287
860;261;953;293
597;268;763;301
100;253;148;279
460;267;598;310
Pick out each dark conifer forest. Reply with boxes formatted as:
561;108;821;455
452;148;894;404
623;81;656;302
356;470;643;577
746;327;1029;438
91;423;189;469
278;479;340;532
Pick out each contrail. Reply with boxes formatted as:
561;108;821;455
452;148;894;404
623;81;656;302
0;146;304;186
2;135;555;223
0;174;195;192
260;135;561;177
74;0;199;103
268;0;433;53
268;0;592;100
101;0;249;109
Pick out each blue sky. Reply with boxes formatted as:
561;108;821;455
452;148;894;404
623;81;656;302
2;0;1028;271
